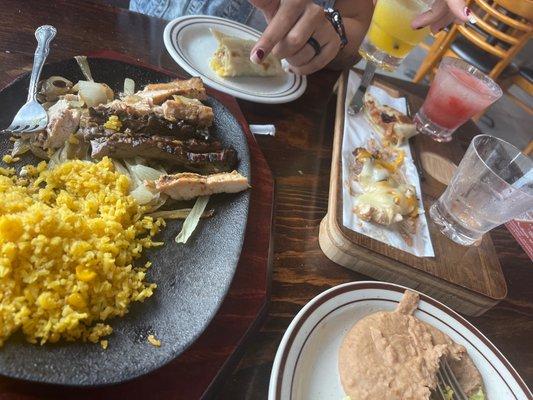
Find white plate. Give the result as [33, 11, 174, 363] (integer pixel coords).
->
[163, 15, 307, 104]
[269, 281, 532, 400]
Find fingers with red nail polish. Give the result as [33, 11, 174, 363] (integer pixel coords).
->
[412, 0, 475, 30]
[464, 6, 477, 23]
[250, 48, 265, 64]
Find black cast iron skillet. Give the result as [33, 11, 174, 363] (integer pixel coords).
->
[0, 57, 251, 386]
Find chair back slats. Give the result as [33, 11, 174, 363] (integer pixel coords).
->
[493, 0, 533, 21]
[457, 25, 508, 58]
[473, 17, 520, 45]
[476, 0, 532, 31]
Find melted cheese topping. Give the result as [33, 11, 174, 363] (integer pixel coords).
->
[356, 182, 418, 223]
[209, 48, 231, 76]
[359, 159, 391, 188]
[354, 155, 418, 225]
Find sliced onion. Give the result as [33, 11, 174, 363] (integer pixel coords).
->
[131, 184, 167, 208]
[148, 209, 214, 219]
[122, 159, 168, 208]
[144, 193, 168, 213]
[123, 78, 135, 96]
[48, 148, 62, 170]
[175, 196, 210, 244]
[112, 160, 131, 178]
[74, 55, 94, 81]
[48, 145, 70, 169]
[131, 163, 165, 183]
[39, 76, 73, 102]
[124, 159, 166, 184]
[101, 83, 114, 102]
[130, 184, 157, 205]
[73, 81, 113, 108]
[11, 138, 30, 157]
[172, 95, 202, 105]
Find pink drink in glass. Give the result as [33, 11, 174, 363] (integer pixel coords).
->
[414, 57, 502, 142]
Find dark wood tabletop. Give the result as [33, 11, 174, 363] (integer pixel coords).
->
[0, 1, 531, 399]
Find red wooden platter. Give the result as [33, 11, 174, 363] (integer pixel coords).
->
[0, 51, 274, 400]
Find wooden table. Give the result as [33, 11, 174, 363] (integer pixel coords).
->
[0, 1, 531, 398]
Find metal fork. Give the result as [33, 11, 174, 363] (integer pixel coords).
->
[347, 61, 377, 115]
[435, 358, 468, 400]
[2, 25, 56, 134]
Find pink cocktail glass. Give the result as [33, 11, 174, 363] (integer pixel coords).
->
[414, 57, 502, 142]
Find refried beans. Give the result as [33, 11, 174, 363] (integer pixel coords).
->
[338, 290, 483, 400]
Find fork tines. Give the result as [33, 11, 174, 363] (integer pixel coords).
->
[435, 358, 468, 400]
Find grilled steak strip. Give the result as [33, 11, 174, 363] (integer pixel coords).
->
[90, 133, 237, 174]
[80, 107, 210, 141]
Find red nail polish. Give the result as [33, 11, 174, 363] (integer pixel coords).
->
[464, 6, 477, 23]
[256, 48, 264, 60]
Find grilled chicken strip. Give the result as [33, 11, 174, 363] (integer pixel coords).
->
[162, 97, 213, 128]
[155, 171, 249, 200]
[101, 98, 155, 117]
[43, 99, 81, 149]
[139, 77, 207, 104]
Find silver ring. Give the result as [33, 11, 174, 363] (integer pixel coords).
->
[324, 8, 348, 49]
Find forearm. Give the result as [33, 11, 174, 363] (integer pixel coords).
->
[327, 0, 374, 70]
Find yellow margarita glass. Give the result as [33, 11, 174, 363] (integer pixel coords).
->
[360, 0, 431, 71]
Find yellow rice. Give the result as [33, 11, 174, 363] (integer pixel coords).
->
[0, 157, 164, 346]
[147, 334, 161, 347]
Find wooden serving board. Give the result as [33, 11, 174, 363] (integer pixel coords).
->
[319, 70, 506, 317]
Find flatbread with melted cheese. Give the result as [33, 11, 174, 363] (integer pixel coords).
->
[351, 147, 419, 226]
[363, 92, 417, 146]
[209, 29, 284, 78]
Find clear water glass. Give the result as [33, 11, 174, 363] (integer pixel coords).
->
[430, 135, 533, 246]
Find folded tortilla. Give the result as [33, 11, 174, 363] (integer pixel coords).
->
[209, 29, 284, 78]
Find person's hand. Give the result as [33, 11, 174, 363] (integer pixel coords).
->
[411, 0, 476, 33]
[248, 0, 342, 75]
